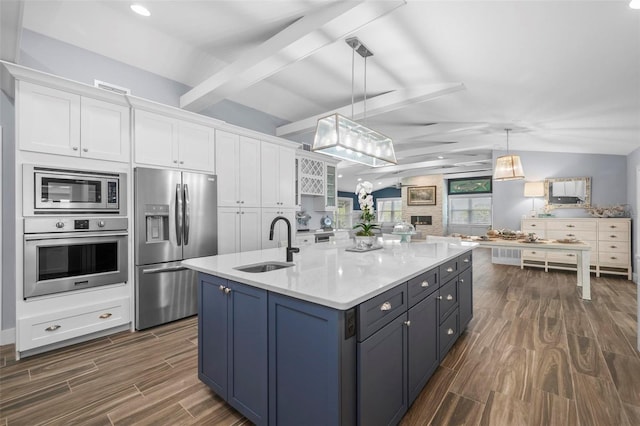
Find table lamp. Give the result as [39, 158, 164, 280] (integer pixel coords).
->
[524, 181, 545, 217]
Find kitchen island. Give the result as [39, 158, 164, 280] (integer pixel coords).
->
[182, 240, 476, 426]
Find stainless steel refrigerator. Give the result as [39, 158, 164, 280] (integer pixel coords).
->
[134, 167, 217, 329]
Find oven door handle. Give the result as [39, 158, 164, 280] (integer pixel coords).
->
[142, 266, 189, 274]
[176, 183, 183, 246]
[24, 231, 129, 240]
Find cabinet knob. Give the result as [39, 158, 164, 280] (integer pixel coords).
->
[610, 245, 617, 249]
[97, 220, 106, 228]
[421, 280, 429, 288]
[241, 211, 245, 215]
[404, 320, 411, 327]
[82, 148, 88, 152]
[532, 251, 537, 254]
[72, 147, 79, 151]
[219, 285, 225, 292]
[173, 160, 178, 163]
[224, 287, 232, 294]
[463, 258, 470, 263]
[611, 256, 617, 260]
[380, 302, 392, 311]
[45, 325, 61, 332]
[447, 328, 455, 335]
[446, 294, 453, 301]
[460, 279, 464, 283]
[446, 267, 454, 273]
[99, 313, 112, 319]
[437, 296, 443, 300]
[56, 221, 65, 229]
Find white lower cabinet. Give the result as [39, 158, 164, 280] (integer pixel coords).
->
[261, 208, 296, 249]
[18, 297, 130, 352]
[218, 207, 262, 255]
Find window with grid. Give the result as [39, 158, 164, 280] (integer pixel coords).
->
[376, 198, 402, 222]
[335, 198, 353, 229]
[448, 195, 492, 225]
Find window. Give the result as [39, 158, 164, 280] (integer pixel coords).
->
[449, 195, 492, 225]
[335, 197, 353, 229]
[376, 198, 402, 222]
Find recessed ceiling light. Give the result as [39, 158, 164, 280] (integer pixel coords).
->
[357, 178, 362, 181]
[630, 0, 640, 9]
[338, 174, 343, 178]
[130, 4, 151, 16]
[437, 156, 444, 159]
[378, 182, 382, 185]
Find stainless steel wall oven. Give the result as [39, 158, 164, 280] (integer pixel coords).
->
[23, 217, 128, 299]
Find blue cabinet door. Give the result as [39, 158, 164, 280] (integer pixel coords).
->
[228, 281, 268, 425]
[358, 313, 408, 426]
[198, 274, 229, 398]
[458, 267, 473, 330]
[407, 292, 439, 405]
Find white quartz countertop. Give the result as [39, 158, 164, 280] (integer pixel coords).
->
[182, 240, 477, 310]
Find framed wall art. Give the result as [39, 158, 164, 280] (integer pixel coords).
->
[407, 186, 437, 206]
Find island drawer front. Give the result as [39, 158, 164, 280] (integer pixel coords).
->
[358, 284, 407, 341]
[598, 231, 629, 242]
[547, 230, 597, 241]
[599, 220, 630, 232]
[407, 269, 438, 307]
[521, 220, 546, 230]
[438, 277, 458, 322]
[546, 220, 597, 232]
[439, 258, 458, 283]
[439, 310, 459, 360]
[458, 252, 472, 272]
[522, 249, 546, 260]
[546, 252, 578, 264]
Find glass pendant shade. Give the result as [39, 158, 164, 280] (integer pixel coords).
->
[493, 154, 525, 180]
[313, 113, 397, 167]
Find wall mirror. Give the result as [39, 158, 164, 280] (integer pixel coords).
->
[544, 177, 591, 209]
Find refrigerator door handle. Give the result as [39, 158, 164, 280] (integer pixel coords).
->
[142, 266, 189, 274]
[176, 183, 183, 246]
[184, 183, 190, 245]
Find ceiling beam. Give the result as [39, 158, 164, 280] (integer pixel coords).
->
[358, 153, 493, 175]
[180, 0, 406, 112]
[1, 0, 24, 62]
[276, 83, 465, 137]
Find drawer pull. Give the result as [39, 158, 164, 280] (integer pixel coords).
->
[567, 254, 576, 257]
[610, 257, 617, 260]
[463, 258, 470, 263]
[610, 235, 617, 238]
[447, 328, 455, 335]
[404, 320, 411, 327]
[609, 225, 617, 229]
[99, 313, 112, 319]
[380, 302, 392, 311]
[610, 245, 617, 249]
[566, 233, 575, 237]
[566, 224, 575, 228]
[531, 224, 537, 227]
[446, 294, 453, 301]
[421, 280, 429, 288]
[45, 325, 61, 332]
[531, 251, 537, 255]
[446, 267, 454, 273]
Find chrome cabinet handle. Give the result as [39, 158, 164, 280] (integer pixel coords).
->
[446, 294, 453, 301]
[404, 320, 411, 327]
[463, 258, 470, 263]
[446, 267, 454, 273]
[219, 285, 225, 292]
[224, 287, 231, 294]
[437, 296, 443, 300]
[45, 325, 61, 332]
[99, 313, 112, 319]
[447, 328, 455, 335]
[380, 302, 392, 311]
[421, 280, 429, 288]
[460, 279, 464, 283]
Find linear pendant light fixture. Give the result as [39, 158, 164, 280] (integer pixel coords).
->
[493, 128, 525, 180]
[312, 37, 396, 167]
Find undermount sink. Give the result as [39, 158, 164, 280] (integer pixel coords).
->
[234, 261, 294, 273]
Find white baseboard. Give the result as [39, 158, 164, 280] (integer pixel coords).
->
[0, 328, 16, 346]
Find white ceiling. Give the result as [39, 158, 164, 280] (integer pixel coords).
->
[5, 0, 640, 191]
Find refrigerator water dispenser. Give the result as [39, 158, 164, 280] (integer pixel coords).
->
[144, 204, 169, 243]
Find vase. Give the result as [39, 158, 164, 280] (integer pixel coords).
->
[355, 235, 376, 249]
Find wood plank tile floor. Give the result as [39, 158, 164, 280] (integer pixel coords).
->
[1, 248, 637, 425]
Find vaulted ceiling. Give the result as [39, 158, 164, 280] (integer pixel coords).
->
[3, 0, 639, 191]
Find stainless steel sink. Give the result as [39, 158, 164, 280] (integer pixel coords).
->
[233, 261, 294, 273]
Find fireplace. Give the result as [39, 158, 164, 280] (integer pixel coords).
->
[411, 216, 432, 226]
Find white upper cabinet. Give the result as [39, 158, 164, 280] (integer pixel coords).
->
[215, 130, 261, 208]
[134, 109, 214, 172]
[261, 142, 295, 209]
[18, 81, 130, 162]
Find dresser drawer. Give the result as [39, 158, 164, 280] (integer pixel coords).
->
[407, 268, 438, 307]
[439, 309, 459, 360]
[458, 251, 472, 272]
[522, 249, 546, 260]
[438, 277, 458, 322]
[598, 252, 630, 266]
[547, 251, 579, 264]
[439, 258, 458, 283]
[358, 283, 407, 341]
[547, 220, 596, 232]
[521, 219, 546, 231]
[19, 297, 130, 351]
[599, 220, 630, 233]
[547, 230, 596, 241]
[598, 231, 629, 242]
[599, 242, 628, 253]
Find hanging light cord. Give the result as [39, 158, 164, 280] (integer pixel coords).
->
[364, 55, 368, 124]
[351, 46, 355, 119]
[505, 128, 511, 152]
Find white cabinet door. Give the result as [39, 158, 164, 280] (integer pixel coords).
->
[80, 97, 130, 162]
[240, 207, 262, 253]
[18, 81, 80, 156]
[261, 208, 295, 249]
[261, 143, 280, 208]
[238, 136, 261, 207]
[215, 130, 240, 207]
[178, 121, 215, 172]
[279, 148, 296, 208]
[134, 110, 177, 167]
[218, 207, 240, 255]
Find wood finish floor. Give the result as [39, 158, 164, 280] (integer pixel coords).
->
[1, 248, 638, 425]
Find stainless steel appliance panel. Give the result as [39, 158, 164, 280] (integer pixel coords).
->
[181, 171, 217, 260]
[135, 168, 183, 266]
[135, 262, 197, 330]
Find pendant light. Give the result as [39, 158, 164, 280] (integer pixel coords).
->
[493, 128, 525, 180]
[312, 37, 397, 167]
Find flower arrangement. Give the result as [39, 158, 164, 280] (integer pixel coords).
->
[353, 181, 379, 236]
[586, 204, 630, 218]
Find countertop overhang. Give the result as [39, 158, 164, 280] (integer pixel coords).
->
[182, 240, 477, 310]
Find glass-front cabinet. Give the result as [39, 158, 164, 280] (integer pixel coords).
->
[325, 164, 336, 210]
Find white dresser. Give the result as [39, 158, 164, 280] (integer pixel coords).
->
[521, 218, 632, 279]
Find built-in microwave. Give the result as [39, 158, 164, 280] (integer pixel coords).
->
[23, 165, 126, 215]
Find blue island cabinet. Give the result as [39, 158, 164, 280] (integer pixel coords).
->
[198, 274, 268, 425]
